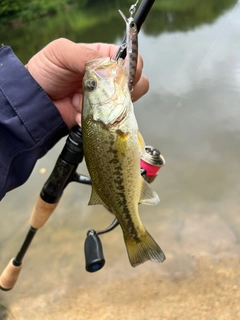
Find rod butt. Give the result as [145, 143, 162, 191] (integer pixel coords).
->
[0, 258, 22, 291]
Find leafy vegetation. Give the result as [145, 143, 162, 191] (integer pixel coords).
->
[0, 0, 79, 24]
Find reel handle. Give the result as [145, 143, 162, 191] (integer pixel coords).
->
[84, 230, 105, 272]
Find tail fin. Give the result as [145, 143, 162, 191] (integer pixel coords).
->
[124, 229, 166, 267]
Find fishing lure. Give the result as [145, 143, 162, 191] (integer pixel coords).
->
[118, 0, 139, 91]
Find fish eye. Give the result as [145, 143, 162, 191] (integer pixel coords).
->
[85, 79, 97, 91]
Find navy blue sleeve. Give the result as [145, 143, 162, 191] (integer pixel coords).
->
[0, 45, 69, 200]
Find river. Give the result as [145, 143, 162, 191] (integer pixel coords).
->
[0, 1, 240, 319]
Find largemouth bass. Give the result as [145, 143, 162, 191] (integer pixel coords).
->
[82, 57, 165, 267]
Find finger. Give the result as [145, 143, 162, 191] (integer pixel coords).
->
[53, 98, 79, 130]
[76, 113, 82, 126]
[83, 43, 120, 59]
[46, 38, 112, 74]
[72, 93, 83, 113]
[131, 74, 149, 102]
[133, 54, 144, 85]
[48, 39, 145, 85]
[85, 43, 144, 85]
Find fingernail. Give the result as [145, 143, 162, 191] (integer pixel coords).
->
[76, 113, 82, 125]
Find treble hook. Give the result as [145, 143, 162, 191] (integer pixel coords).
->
[129, 0, 139, 16]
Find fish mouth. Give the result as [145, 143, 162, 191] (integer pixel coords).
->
[85, 57, 124, 69]
[85, 58, 113, 82]
[85, 57, 124, 80]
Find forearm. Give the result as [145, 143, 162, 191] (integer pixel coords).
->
[0, 46, 68, 200]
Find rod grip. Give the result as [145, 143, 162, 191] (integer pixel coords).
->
[30, 195, 59, 229]
[0, 259, 22, 291]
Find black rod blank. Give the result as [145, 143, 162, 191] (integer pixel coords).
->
[14, 227, 37, 265]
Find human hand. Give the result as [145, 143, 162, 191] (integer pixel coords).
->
[25, 38, 149, 130]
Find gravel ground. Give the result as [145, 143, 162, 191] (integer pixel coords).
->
[4, 256, 240, 320]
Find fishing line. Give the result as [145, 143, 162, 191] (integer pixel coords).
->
[166, 0, 240, 123]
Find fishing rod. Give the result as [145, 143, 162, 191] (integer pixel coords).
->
[0, 0, 160, 291]
[0, 127, 91, 291]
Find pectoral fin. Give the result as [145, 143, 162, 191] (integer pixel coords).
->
[139, 177, 160, 205]
[88, 187, 106, 206]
